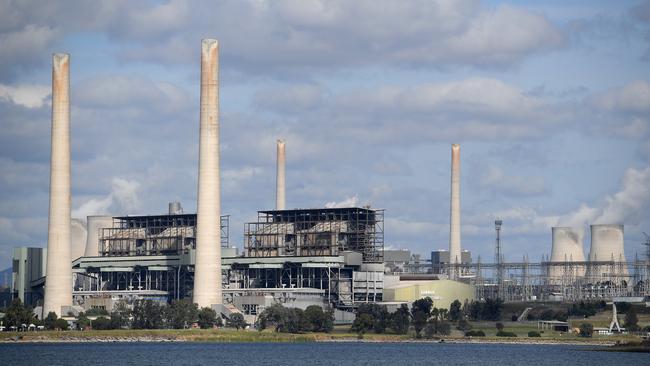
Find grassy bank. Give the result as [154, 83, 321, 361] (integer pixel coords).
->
[0, 324, 627, 345]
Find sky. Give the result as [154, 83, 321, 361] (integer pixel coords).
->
[0, 0, 649, 269]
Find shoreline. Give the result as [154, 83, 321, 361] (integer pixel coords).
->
[0, 332, 618, 346]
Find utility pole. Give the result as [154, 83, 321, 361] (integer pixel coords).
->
[495, 220, 503, 300]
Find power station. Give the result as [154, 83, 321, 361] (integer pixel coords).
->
[9, 40, 650, 322]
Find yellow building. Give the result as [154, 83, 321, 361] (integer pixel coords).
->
[383, 279, 475, 309]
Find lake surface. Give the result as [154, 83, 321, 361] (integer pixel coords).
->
[0, 342, 645, 366]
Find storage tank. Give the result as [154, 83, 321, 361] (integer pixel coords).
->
[588, 224, 628, 278]
[71, 218, 87, 260]
[84, 215, 114, 257]
[549, 227, 586, 279]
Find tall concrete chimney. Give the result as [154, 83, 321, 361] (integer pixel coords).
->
[193, 39, 222, 308]
[276, 139, 286, 210]
[43, 53, 72, 316]
[449, 144, 461, 275]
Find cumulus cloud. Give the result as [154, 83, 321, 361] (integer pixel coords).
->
[0, 83, 49, 108]
[592, 80, 650, 113]
[72, 178, 141, 218]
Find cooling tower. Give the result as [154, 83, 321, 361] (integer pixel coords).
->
[588, 224, 628, 277]
[549, 227, 586, 278]
[70, 218, 87, 260]
[449, 144, 461, 272]
[43, 53, 72, 316]
[84, 215, 113, 257]
[194, 39, 222, 308]
[276, 139, 286, 210]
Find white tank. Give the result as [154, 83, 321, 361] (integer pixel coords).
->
[84, 215, 113, 257]
[70, 218, 87, 260]
[588, 224, 627, 277]
[549, 227, 585, 278]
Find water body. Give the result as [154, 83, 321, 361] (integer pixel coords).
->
[0, 342, 645, 366]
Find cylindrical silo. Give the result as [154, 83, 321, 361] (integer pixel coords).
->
[588, 224, 627, 278]
[549, 227, 586, 279]
[84, 215, 113, 257]
[70, 218, 87, 260]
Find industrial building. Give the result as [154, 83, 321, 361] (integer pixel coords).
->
[19, 38, 649, 326]
[11, 247, 46, 306]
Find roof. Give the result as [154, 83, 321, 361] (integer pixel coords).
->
[259, 207, 382, 215]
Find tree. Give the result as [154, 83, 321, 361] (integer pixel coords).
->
[456, 319, 472, 332]
[85, 308, 109, 317]
[304, 305, 333, 333]
[389, 304, 410, 335]
[355, 303, 389, 334]
[449, 300, 462, 322]
[258, 303, 289, 332]
[285, 308, 310, 333]
[131, 299, 164, 329]
[352, 313, 374, 337]
[92, 317, 113, 330]
[77, 313, 90, 330]
[624, 307, 639, 331]
[4, 299, 36, 327]
[43, 311, 59, 330]
[165, 299, 198, 329]
[54, 318, 69, 330]
[579, 323, 594, 337]
[496, 322, 504, 332]
[110, 300, 131, 329]
[197, 307, 218, 329]
[411, 297, 433, 339]
[226, 313, 247, 330]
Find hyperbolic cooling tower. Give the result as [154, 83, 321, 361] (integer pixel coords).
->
[276, 139, 286, 210]
[70, 218, 87, 260]
[193, 39, 222, 308]
[549, 227, 586, 278]
[449, 144, 461, 270]
[588, 224, 628, 277]
[84, 215, 113, 257]
[43, 53, 72, 316]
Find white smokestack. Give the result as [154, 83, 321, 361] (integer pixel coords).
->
[449, 144, 461, 272]
[43, 53, 72, 316]
[276, 139, 286, 210]
[193, 39, 222, 308]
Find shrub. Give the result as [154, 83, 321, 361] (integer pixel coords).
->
[54, 318, 69, 330]
[495, 322, 504, 331]
[456, 319, 472, 332]
[92, 317, 113, 330]
[465, 330, 486, 337]
[496, 330, 517, 337]
[528, 331, 541, 337]
[197, 307, 218, 329]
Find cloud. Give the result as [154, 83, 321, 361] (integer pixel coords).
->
[0, 0, 562, 78]
[592, 80, 650, 113]
[479, 166, 547, 196]
[72, 177, 141, 218]
[0, 83, 50, 108]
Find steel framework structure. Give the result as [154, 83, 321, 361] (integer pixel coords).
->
[244, 208, 384, 263]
